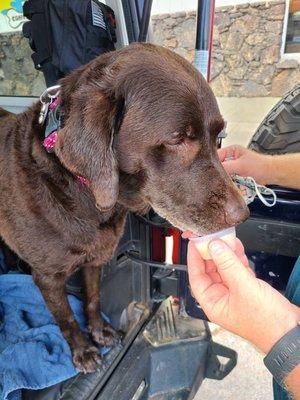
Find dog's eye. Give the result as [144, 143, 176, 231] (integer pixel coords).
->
[165, 132, 184, 146]
[186, 126, 196, 139]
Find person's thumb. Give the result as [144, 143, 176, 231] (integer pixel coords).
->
[221, 160, 239, 176]
[208, 239, 253, 289]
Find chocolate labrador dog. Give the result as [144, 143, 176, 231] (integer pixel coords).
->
[0, 43, 248, 372]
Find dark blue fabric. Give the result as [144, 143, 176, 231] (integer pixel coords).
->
[0, 274, 109, 400]
[273, 256, 300, 400]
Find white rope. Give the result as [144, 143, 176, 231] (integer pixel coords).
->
[231, 174, 277, 207]
[38, 85, 61, 125]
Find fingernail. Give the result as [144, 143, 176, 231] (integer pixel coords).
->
[209, 240, 225, 255]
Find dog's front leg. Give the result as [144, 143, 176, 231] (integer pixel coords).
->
[33, 272, 102, 373]
[83, 266, 122, 347]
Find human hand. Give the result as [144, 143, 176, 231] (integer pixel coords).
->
[218, 145, 273, 186]
[187, 238, 300, 353]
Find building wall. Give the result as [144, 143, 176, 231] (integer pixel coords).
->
[151, 0, 266, 15]
[0, 33, 44, 96]
[152, 0, 300, 97]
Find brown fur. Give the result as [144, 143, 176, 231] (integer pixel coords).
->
[0, 43, 248, 372]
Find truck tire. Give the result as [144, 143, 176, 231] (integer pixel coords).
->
[248, 84, 300, 154]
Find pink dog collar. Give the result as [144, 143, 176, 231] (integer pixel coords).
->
[43, 131, 58, 151]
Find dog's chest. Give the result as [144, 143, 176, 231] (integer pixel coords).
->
[60, 196, 127, 262]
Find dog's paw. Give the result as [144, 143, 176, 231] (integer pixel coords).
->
[72, 344, 103, 373]
[89, 322, 122, 347]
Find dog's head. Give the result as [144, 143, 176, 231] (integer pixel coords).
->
[56, 43, 249, 235]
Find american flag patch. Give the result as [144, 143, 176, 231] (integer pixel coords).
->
[91, 1, 107, 30]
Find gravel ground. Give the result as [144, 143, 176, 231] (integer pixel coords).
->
[195, 326, 273, 400]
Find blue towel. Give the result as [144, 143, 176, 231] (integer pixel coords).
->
[0, 273, 109, 400]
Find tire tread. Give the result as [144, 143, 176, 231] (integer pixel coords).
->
[248, 84, 300, 154]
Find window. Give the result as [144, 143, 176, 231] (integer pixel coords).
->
[284, 0, 300, 54]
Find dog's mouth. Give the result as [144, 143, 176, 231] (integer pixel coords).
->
[150, 205, 219, 237]
[151, 203, 247, 238]
[148, 185, 249, 237]
[181, 230, 199, 239]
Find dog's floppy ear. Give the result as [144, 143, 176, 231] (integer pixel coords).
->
[56, 85, 121, 211]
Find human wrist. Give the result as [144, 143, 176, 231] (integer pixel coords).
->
[260, 154, 277, 186]
[265, 155, 289, 187]
[256, 308, 300, 354]
[264, 322, 300, 389]
[284, 363, 300, 396]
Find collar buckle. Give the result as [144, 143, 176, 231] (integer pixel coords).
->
[39, 85, 61, 125]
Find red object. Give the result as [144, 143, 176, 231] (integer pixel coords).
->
[151, 227, 166, 262]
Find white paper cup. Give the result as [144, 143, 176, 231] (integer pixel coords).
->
[189, 227, 236, 260]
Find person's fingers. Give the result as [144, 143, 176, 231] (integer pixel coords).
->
[206, 242, 252, 278]
[234, 239, 255, 274]
[187, 238, 247, 274]
[187, 241, 206, 270]
[205, 259, 217, 273]
[218, 145, 244, 161]
[234, 240, 249, 268]
[208, 239, 254, 289]
[247, 265, 256, 277]
[206, 249, 252, 276]
[207, 271, 222, 283]
[220, 160, 240, 176]
[187, 242, 214, 297]
[239, 254, 255, 275]
[187, 241, 207, 283]
[186, 233, 251, 277]
[208, 254, 254, 277]
[235, 238, 245, 256]
[217, 147, 229, 162]
[217, 145, 236, 162]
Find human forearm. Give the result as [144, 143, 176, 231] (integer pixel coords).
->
[267, 153, 300, 190]
[218, 146, 300, 190]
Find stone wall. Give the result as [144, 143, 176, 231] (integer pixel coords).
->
[152, 0, 300, 97]
[0, 33, 45, 96]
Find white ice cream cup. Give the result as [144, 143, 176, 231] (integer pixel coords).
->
[189, 227, 236, 260]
